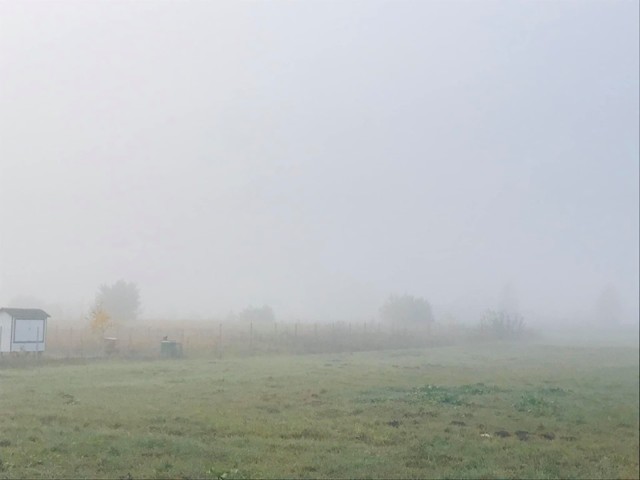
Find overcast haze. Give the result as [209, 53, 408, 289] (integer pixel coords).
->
[1, 0, 638, 323]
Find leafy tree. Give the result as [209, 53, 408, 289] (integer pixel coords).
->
[88, 302, 111, 334]
[94, 280, 141, 323]
[238, 305, 275, 323]
[379, 294, 434, 325]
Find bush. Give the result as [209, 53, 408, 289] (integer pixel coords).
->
[379, 294, 434, 326]
[479, 309, 526, 339]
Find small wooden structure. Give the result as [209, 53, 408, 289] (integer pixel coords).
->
[0, 308, 50, 353]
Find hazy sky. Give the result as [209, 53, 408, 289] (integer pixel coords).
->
[1, 0, 638, 322]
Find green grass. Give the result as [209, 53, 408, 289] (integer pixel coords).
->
[0, 342, 638, 479]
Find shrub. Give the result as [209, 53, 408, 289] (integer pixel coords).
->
[479, 309, 526, 339]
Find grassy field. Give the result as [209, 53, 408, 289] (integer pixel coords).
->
[0, 342, 638, 479]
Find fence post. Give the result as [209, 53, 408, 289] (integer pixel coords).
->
[249, 321, 253, 353]
[274, 322, 278, 349]
[348, 323, 353, 355]
[218, 323, 223, 359]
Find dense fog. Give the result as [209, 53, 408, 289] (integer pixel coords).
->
[1, 0, 638, 327]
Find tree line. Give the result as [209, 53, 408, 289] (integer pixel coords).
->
[88, 280, 625, 338]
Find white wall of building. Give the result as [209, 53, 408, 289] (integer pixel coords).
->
[0, 312, 47, 353]
[0, 312, 13, 352]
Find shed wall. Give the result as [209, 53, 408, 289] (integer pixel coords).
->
[0, 312, 12, 352]
[11, 319, 46, 352]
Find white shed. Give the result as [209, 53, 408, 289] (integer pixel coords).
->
[0, 308, 50, 353]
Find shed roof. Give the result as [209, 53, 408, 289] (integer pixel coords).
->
[0, 308, 50, 319]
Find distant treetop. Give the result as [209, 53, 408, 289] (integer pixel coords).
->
[379, 294, 434, 325]
[94, 280, 141, 323]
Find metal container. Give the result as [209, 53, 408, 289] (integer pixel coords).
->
[160, 340, 183, 358]
[104, 337, 118, 355]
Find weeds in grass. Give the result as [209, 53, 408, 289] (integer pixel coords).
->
[514, 393, 557, 416]
[360, 382, 507, 407]
[205, 467, 243, 479]
[0, 345, 637, 479]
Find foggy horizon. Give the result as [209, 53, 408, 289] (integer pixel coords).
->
[1, 0, 638, 325]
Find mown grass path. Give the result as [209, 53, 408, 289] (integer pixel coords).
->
[0, 343, 638, 479]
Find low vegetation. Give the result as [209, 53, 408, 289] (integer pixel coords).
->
[0, 341, 637, 479]
[478, 310, 527, 339]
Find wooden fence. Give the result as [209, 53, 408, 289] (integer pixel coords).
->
[42, 321, 466, 359]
